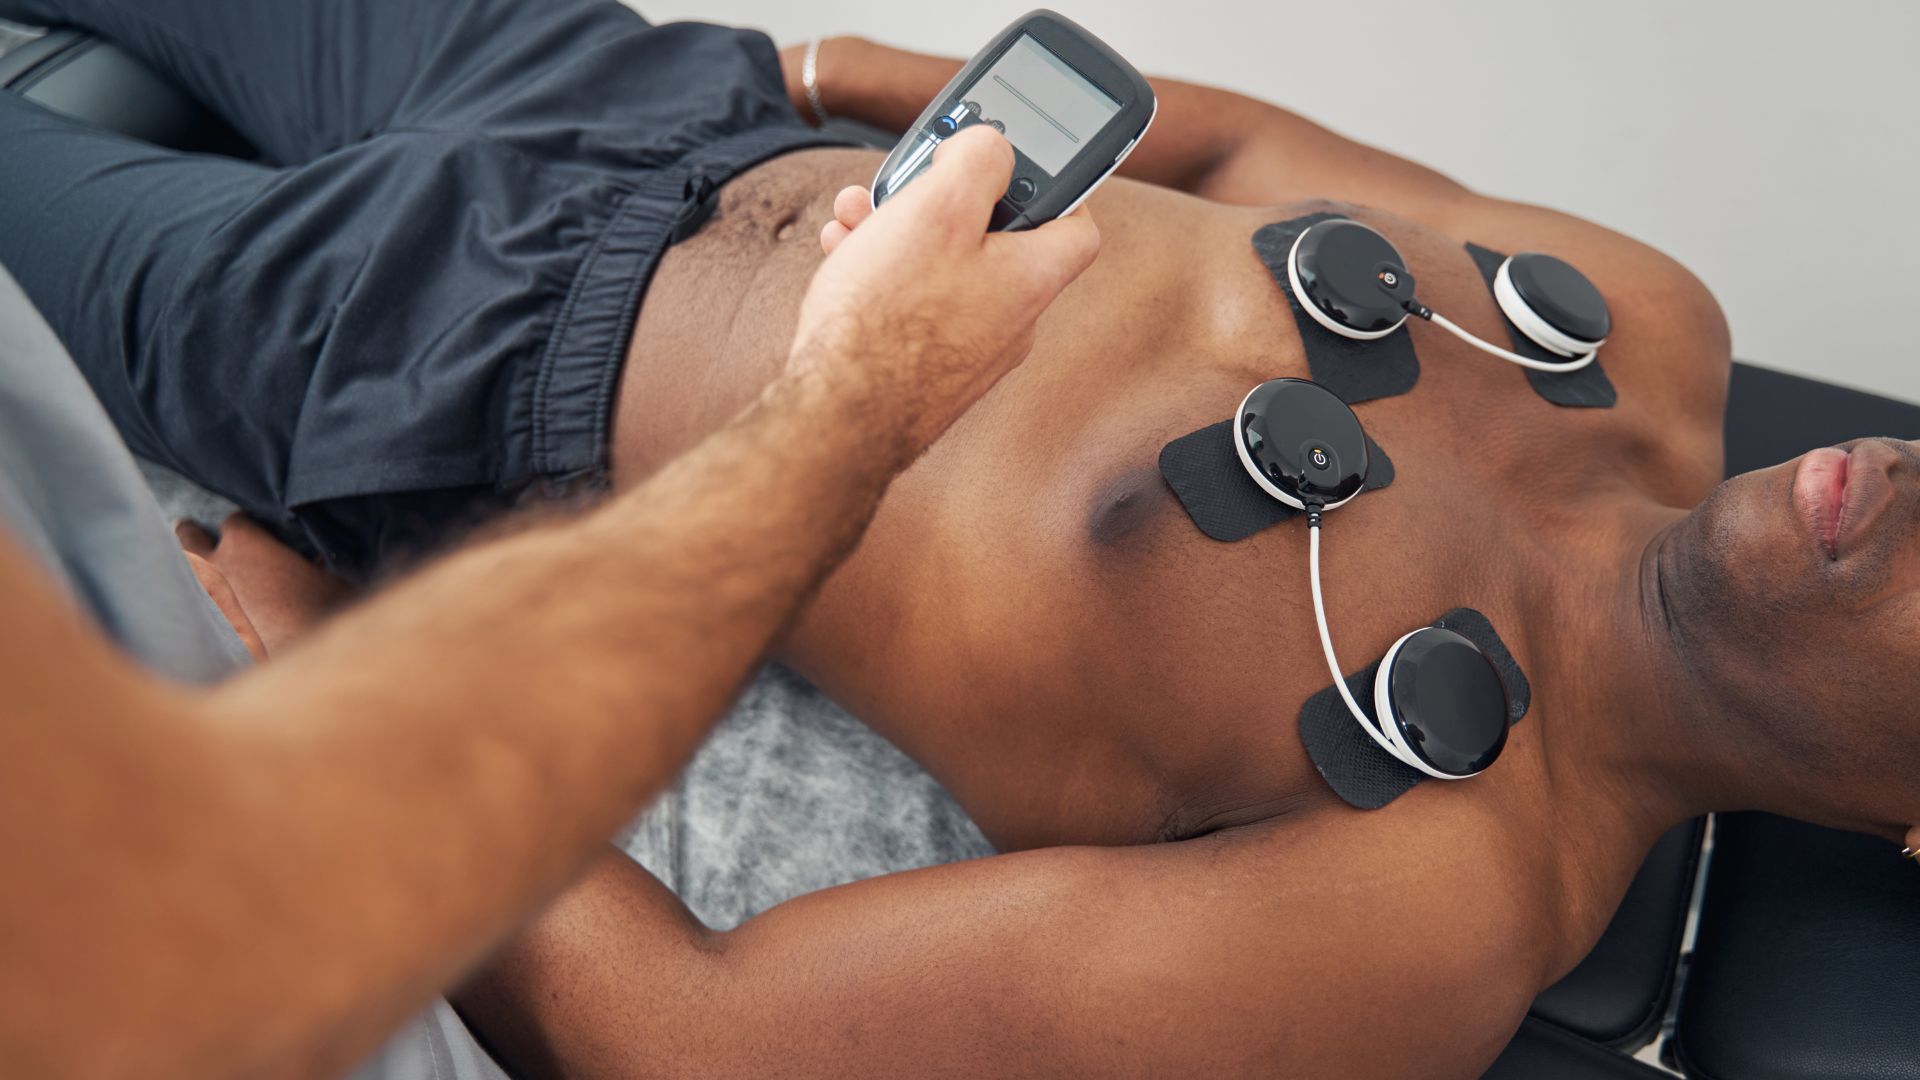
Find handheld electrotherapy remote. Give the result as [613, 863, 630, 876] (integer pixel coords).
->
[871, 10, 1156, 232]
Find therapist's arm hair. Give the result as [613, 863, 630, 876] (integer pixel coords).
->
[0, 129, 1097, 1080]
[782, 37, 1474, 208]
[457, 802, 1550, 1080]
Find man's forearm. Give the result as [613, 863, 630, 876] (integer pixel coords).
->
[4, 362, 910, 1077]
[798, 37, 1277, 192]
[797, 37, 1469, 204]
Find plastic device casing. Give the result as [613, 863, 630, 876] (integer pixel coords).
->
[1233, 378, 1371, 511]
[870, 9, 1156, 232]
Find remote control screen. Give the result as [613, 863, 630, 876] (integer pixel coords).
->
[964, 34, 1120, 175]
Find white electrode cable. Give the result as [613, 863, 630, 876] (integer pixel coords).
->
[1422, 310, 1597, 373]
[1308, 515, 1407, 761]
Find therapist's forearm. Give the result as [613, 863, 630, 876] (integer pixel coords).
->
[3, 125, 1098, 1079]
[225, 363, 906, 1069]
[2, 361, 911, 1079]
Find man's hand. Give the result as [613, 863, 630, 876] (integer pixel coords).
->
[179, 544, 267, 663]
[176, 514, 350, 658]
[787, 126, 1099, 463]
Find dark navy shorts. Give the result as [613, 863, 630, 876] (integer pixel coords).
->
[0, 0, 850, 576]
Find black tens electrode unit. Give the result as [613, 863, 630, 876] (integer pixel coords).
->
[870, 9, 1156, 231]
[1286, 217, 1612, 374]
[1233, 378, 1511, 781]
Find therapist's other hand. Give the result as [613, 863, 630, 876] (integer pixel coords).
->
[788, 125, 1100, 461]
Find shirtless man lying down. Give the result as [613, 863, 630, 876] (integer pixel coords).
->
[3, 3, 1916, 1077]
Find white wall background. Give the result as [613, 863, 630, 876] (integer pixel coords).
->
[635, 0, 1920, 404]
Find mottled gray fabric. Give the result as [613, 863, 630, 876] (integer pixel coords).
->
[140, 458, 238, 533]
[620, 665, 994, 931]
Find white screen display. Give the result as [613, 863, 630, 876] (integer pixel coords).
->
[963, 34, 1121, 177]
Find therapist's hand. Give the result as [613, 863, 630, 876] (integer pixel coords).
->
[787, 125, 1100, 462]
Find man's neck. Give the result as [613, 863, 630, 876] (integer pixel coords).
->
[1510, 498, 1722, 919]
[1558, 498, 1914, 855]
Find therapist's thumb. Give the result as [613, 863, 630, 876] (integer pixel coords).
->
[913, 126, 1018, 233]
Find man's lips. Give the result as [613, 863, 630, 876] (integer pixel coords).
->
[1793, 443, 1897, 558]
[1794, 447, 1849, 556]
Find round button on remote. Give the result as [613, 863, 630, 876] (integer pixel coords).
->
[1007, 177, 1036, 203]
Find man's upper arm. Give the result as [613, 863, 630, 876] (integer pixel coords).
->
[1184, 104, 1475, 211]
[797, 38, 1472, 213]
[461, 803, 1544, 1080]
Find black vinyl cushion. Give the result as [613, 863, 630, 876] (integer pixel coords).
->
[1483, 1018, 1676, 1080]
[1724, 362, 1920, 475]
[1529, 818, 1705, 1049]
[1672, 815, 1920, 1080]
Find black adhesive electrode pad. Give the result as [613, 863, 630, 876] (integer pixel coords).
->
[1464, 243, 1617, 409]
[1298, 608, 1530, 810]
[1253, 214, 1420, 404]
[1159, 421, 1395, 542]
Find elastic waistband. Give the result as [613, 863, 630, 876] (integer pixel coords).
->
[525, 122, 860, 489]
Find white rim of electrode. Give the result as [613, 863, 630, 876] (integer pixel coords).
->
[1492, 258, 1606, 361]
[1232, 384, 1363, 512]
[1372, 629, 1482, 780]
[1287, 226, 1408, 341]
